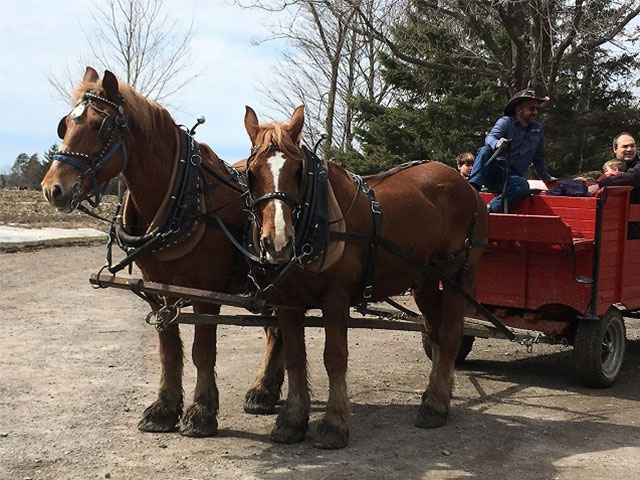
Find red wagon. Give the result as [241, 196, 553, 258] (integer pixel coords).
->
[450, 185, 640, 387]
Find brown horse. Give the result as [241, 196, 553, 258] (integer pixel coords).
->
[243, 105, 489, 448]
[41, 67, 284, 436]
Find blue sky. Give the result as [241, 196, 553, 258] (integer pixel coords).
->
[0, 0, 285, 174]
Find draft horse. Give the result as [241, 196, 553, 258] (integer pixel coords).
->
[243, 105, 489, 449]
[41, 67, 285, 436]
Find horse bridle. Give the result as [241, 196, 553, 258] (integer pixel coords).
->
[53, 91, 128, 209]
[245, 142, 303, 229]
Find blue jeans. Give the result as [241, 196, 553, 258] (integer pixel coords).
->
[469, 145, 529, 213]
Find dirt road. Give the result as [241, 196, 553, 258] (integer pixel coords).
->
[2, 245, 640, 479]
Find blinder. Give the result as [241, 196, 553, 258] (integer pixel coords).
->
[99, 115, 115, 142]
[57, 116, 67, 140]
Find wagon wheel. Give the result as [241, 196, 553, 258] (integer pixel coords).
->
[573, 308, 626, 388]
[421, 332, 475, 365]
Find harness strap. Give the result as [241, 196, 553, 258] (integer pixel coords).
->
[375, 237, 515, 341]
[362, 187, 382, 299]
[200, 161, 247, 194]
[329, 224, 511, 340]
[359, 160, 427, 181]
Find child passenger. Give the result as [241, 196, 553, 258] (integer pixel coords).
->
[598, 159, 627, 181]
[456, 152, 474, 179]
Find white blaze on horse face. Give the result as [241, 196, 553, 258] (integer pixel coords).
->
[267, 152, 291, 252]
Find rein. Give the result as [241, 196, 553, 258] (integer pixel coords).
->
[53, 91, 128, 209]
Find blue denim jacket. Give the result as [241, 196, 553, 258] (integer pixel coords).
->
[485, 115, 552, 182]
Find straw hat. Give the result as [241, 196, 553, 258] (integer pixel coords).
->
[503, 88, 550, 116]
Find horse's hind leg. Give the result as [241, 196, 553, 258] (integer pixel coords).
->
[180, 306, 220, 437]
[245, 323, 285, 414]
[271, 309, 309, 444]
[138, 323, 184, 432]
[315, 298, 350, 449]
[413, 276, 463, 428]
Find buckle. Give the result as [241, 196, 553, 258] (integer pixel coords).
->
[363, 285, 373, 299]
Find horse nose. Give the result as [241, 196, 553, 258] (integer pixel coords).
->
[261, 236, 275, 254]
[261, 234, 294, 263]
[51, 184, 63, 201]
[42, 183, 67, 207]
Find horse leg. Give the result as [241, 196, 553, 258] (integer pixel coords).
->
[138, 323, 184, 432]
[244, 323, 285, 414]
[315, 298, 350, 449]
[180, 306, 220, 437]
[414, 279, 465, 428]
[271, 309, 309, 444]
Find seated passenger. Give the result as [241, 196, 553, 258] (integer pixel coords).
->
[469, 88, 557, 213]
[588, 133, 640, 238]
[456, 152, 475, 180]
[456, 152, 474, 179]
[598, 158, 627, 182]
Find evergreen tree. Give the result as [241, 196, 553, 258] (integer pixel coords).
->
[43, 143, 58, 172]
[345, 0, 640, 176]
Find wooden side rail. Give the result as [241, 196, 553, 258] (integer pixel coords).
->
[488, 213, 590, 246]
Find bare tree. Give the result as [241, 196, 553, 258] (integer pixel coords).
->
[238, 0, 392, 151]
[48, 0, 197, 104]
[347, 0, 640, 98]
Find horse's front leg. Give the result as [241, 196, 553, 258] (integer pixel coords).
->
[315, 297, 350, 449]
[180, 304, 219, 437]
[271, 309, 309, 444]
[244, 322, 285, 414]
[138, 321, 184, 432]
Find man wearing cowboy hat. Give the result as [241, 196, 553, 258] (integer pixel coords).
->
[469, 88, 557, 213]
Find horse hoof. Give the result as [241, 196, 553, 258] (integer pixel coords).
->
[314, 421, 349, 449]
[137, 401, 180, 433]
[270, 415, 307, 444]
[244, 388, 278, 414]
[415, 403, 447, 429]
[179, 403, 218, 437]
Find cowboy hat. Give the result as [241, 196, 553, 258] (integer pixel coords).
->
[503, 88, 550, 116]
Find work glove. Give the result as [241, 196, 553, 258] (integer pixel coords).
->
[495, 138, 509, 150]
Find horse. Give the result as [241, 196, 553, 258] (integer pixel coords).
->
[41, 67, 285, 437]
[242, 105, 489, 449]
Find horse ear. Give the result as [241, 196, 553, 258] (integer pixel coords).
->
[102, 70, 119, 99]
[289, 105, 305, 143]
[83, 67, 99, 83]
[244, 106, 259, 144]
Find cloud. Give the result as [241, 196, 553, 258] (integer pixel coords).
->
[0, 0, 284, 173]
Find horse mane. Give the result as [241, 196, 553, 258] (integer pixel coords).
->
[254, 122, 303, 160]
[72, 77, 173, 133]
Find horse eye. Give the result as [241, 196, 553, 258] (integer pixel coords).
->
[91, 122, 101, 131]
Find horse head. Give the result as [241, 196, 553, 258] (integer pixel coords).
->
[244, 105, 305, 264]
[42, 66, 128, 212]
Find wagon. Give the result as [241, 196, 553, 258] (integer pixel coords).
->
[90, 185, 640, 388]
[433, 185, 640, 387]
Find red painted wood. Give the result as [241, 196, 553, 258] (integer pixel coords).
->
[477, 186, 640, 319]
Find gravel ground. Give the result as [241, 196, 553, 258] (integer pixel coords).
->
[2, 245, 640, 479]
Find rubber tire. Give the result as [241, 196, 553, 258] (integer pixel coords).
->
[422, 332, 475, 365]
[573, 309, 626, 388]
